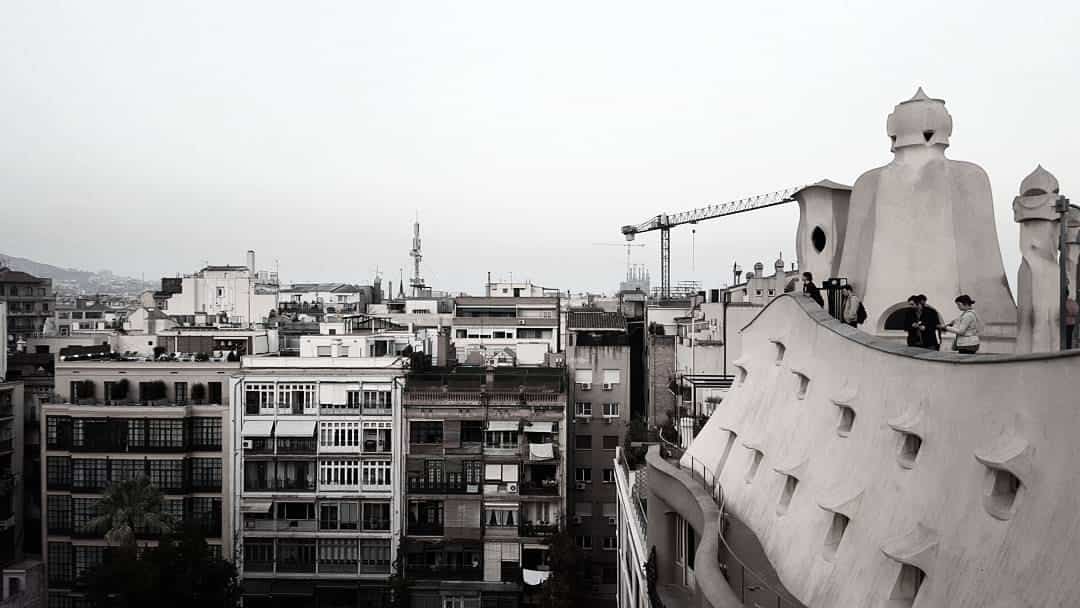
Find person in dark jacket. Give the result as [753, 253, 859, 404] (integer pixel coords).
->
[917, 294, 942, 351]
[903, 295, 924, 347]
[802, 272, 824, 307]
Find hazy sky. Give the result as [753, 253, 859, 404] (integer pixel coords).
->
[3, 1, 1078, 295]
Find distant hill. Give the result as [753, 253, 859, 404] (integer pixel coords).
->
[0, 253, 156, 296]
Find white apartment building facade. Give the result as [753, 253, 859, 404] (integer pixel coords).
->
[160, 262, 279, 328]
[232, 353, 405, 608]
[451, 297, 560, 366]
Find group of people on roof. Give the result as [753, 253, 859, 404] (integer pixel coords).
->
[799, 272, 982, 354]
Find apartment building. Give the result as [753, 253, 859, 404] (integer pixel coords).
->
[402, 367, 567, 607]
[41, 358, 237, 606]
[232, 350, 405, 608]
[155, 252, 279, 327]
[566, 311, 630, 606]
[0, 268, 54, 344]
[451, 297, 560, 366]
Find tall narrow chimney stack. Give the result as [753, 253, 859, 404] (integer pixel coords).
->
[247, 250, 256, 272]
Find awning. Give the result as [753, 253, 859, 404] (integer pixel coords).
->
[275, 418, 317, 437]
[241, 501, 272, 514]
[525, 421, 554, 434]
[241, 420, 274, 438]
[529, 443, 555, 461]
[523, 569, 552, 586]
[487, 420, 519, 432]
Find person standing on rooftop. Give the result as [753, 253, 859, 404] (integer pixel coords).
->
[941, 295, 980, 354]
[802, 272, 824, 307]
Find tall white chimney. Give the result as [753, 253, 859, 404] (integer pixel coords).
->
[247, 250, 255, 272]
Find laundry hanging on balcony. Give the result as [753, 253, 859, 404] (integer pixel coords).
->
[529, 442, 555, 461]
[523, 569, 552, 586]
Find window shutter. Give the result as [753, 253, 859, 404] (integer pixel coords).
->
[603, 369, 621, 384]
[502, 465, 518, 482]
[443, 420, 461, 448]
[574, 369, 593, 384]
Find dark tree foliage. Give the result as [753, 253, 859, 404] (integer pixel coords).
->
[386, 535, 411, 608]
[535, 529, 588, 608]
[83, 526, 240, 608]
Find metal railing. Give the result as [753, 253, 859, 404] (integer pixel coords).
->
[658, 436, 805, 608]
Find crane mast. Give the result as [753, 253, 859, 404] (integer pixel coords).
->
[621, 185, 805, 299]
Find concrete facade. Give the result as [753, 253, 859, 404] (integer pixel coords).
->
[451, 297, 560, 366]
[232, 354, 403, 607]
[0, 269, 54, 345]
[567, 311, 631, 604]
[42, 360, 236, 606]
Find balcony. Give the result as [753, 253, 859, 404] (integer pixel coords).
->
[406, 479, 478, 495]
[518, 480, 559, 496]
[276, 519, 317, 532]
[405, 564, 483, 581]
[404, 389, 564, 410]
[244, 560, 274, 573]
[276, 438, 317, 455]
[244, 438, 274, 455]
[518, 523, 559, 537]
[408, 521, 444, 536]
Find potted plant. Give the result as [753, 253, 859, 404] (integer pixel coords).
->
[191, 383, 207, 404]
[110, 378, 130, 404]
[78, 380, 96, 403]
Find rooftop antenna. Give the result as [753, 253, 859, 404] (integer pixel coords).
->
[409, 213, 427, 297]
[691, 228, 697, 273]
[398, 268, 405, 299]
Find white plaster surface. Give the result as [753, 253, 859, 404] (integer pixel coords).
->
[688, 294, 1080, 607]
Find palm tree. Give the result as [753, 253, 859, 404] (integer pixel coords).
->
[88, 477, 173, 548]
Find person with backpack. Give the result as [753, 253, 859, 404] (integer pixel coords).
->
[840, 284, 866, 327]
[940, 294, 980, 354]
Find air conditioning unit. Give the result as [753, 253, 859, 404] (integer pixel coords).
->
[608, 516, 617, 526]
[571, 516, 583, 525]
[244, 519, 255, 529]
[507, 483, 519, 493]
[575, 482, 587, 491]
[580, 383, 592, 391]
[242, 439, 254, 449]
[602, 383, 614, 391]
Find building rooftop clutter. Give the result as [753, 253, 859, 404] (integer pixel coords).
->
[405, 367, 566, 391]
[567, 310, 628, 331]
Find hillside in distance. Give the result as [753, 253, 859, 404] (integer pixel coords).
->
[0, 253, 156, 296]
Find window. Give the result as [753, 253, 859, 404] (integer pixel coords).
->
[461, 420, 484, 444]
[72, 459, 107, 491]
[575, 536, 593, 550]
[602, 435, 619, 450]
[277, 502, 316, 521]
[244, 383, 275, 414]
[46, 495, 72, 534]
[148, 459, 184, 491]
[244, 540, 274, 572]
[187, 417, 222, 449]
[207, 382, 223, 404]
[126, 419, 145, 449]
[411, 421, 443, 445]
[362, 502, 390, 530]
[363, 427, 391, 453]
[320, 421, 360, 448]
[47, 416, 70, 449]
[575, 402, 592, 417]
[359, 539, 391, 573]
[174, 382, 188, 403]
[72, 498, 100, 535]
[602, 403, 620, 418]
[111, 459, 145, 482]
[602, 564, 618, 583]
[464, 461, 483, 485]
[485, 430, 518, 449]
[317, 346, 331, 357]
[603, 536, 618, 550]
[319, 538, 359, 573]
[485, 506, 518, 527]
[147, 419, 184, 449]
[602, 468, 615, 483]
[363, 390, 392, 413]
[345, 390, 363, 410]
[47, 543, 73, 585]
[278, 383, 316, 412]
[575, 468, 592, 483]
[320, 459, 360, 489]
[456, 329, 467, 338]
[216, 287, 225, 297]
[575, 435, 592, 450]
[189, 458, 222, 490]
[362, 460, 391, 489]
[46, 457, 71, 489]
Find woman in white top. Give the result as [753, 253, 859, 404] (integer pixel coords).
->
[940, 294, 980, 354]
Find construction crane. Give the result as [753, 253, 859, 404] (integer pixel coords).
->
[592, 242, 646, 274]
[621, 185, 806, 299]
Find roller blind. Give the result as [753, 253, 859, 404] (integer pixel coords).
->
[603, 369, 621, 384]
[574, 369, 594, 384]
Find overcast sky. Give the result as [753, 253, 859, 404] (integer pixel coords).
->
[2, 1, 1078, 295]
